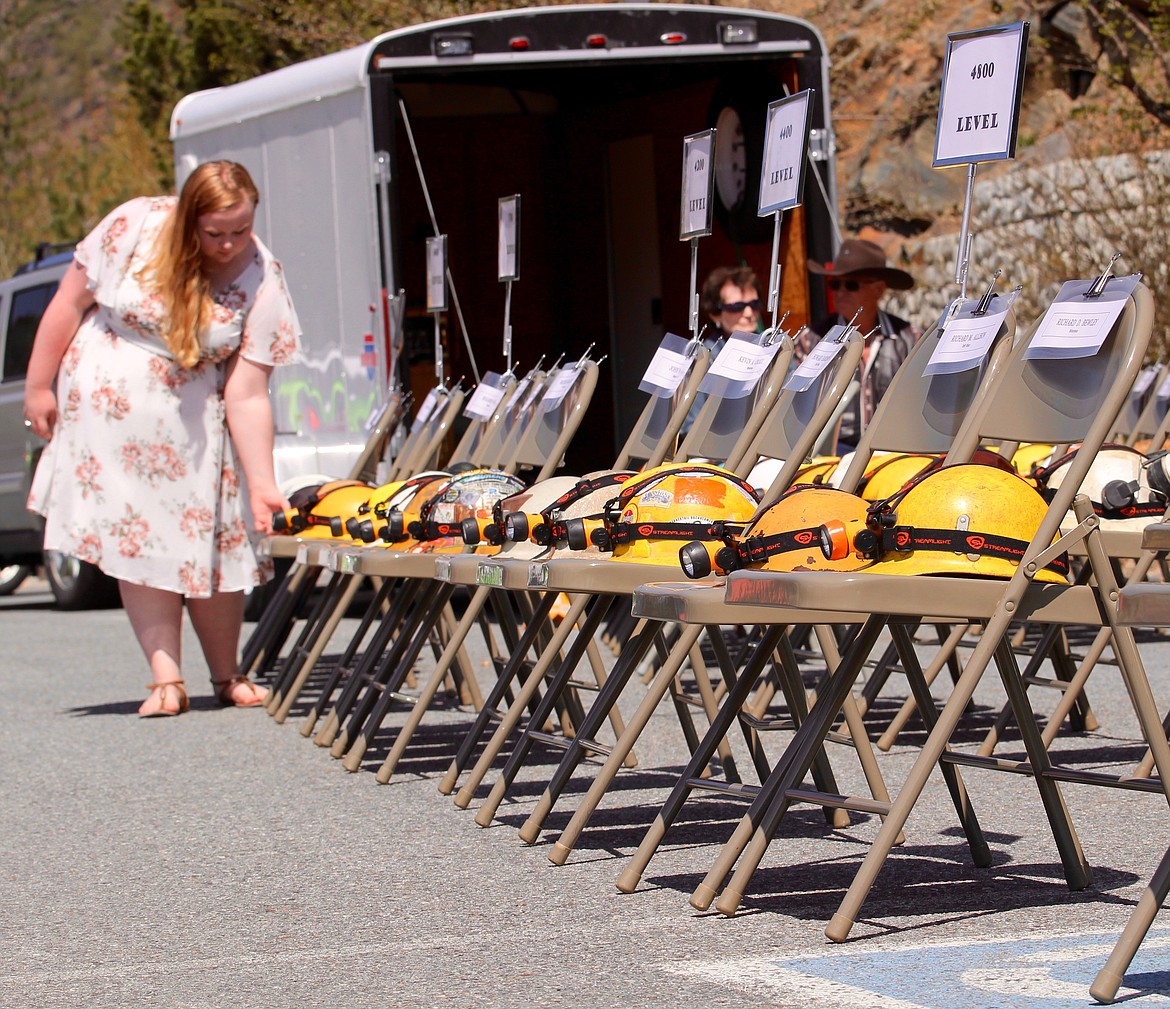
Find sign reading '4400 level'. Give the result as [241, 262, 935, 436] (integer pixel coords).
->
[933, 20, 1029, 168]
[758, 89, 813, 216]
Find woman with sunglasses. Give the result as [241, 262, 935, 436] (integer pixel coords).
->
[678, 266, 764, 434]
[804, 238, 918, 453]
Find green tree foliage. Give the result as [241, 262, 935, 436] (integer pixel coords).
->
[1080, 0, 1170, 127]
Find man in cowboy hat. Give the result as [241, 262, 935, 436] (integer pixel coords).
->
[803, 238, 919, 453]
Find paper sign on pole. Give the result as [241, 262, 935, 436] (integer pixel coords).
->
[498, 195, 520, 282]
[680, 130, 716, 240]
[638, 333, 695, 398]
[934, 21, 1029, 167]
[426, 235, 448, 311]
[758, 90, 812, 215]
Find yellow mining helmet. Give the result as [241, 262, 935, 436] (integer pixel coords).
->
[838, 462, 1069, 582]
[410, 469, 527, 552]
[293, 482, 377, 539]
[680, 485, 871, 579]
[271, 479, 368, 534]
[585, 462, 760, 566]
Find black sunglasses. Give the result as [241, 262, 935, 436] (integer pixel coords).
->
[719, 298, 761, 313]
[826, 278, 874, 292]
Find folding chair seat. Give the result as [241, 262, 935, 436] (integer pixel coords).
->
[626, 279, 1166, 957]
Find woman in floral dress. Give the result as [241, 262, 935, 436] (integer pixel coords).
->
[24, 161, 301, 717]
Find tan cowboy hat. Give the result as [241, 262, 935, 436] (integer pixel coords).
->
[807, 238, 914, 290]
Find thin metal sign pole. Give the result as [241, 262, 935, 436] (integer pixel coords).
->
[767, 209, 784, 330]
[954, 162, 978, 301]
[433, 312, 444, 387]
[688, 237, 700, 337]
[502, 278, 514, 374]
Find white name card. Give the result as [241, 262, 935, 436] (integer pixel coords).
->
[709, 337, 782, 384]
[784, 328, 846, 392]
[924, 307, 1010, 375]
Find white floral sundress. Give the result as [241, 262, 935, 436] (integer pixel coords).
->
[28, 196, 302, 597]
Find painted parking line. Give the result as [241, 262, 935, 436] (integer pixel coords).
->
[667, 929, 1170, 1008]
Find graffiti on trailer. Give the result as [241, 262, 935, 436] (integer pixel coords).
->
[274, 376, 378, 435]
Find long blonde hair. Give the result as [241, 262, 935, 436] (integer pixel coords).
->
[145, 161, 260, 368]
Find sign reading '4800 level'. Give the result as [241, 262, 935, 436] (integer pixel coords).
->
[933, 20, 1029, 167]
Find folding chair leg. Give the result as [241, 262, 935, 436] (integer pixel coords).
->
[241, 561, 312, 676]
[340, 583, 457, 768]
[303, 576, 413, 739]
[692, 615, 887, 914]
[875, 623, 969, 752]
[272, 574, 366, 722]
[374, 585, 493, 783]
[439, 592, 563, 795]
[518, 618, 666, 845]
[617, 624, 789, 893]
[315, 579, 435, 749]
[1090, 844, 1170, 1003]
[472, 595, 614, 826]
[823, 611, 1091, 944]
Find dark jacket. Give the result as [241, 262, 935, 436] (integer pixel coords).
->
[807, 309, 917, 448]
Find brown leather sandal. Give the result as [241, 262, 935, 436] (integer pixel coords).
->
[140, 679, 189, 718]
[213, 675, 268, 708]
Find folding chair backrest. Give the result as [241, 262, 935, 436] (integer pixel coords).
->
[954, 281, 1154, 473]
[478, 367, 549, 471]
[1125, 361, 1170, 448]
[387, 385, 466, 478]
[742, 330, 865, 505]
[510, 360, 601, 481]
[445, 374, 518, 468]
[1111, 361, 1166, 444]
[835, 305, 1018, 491]
[613, 345, 712, 471]
[676, 337, 794, 468]
[346, 390, 406, 483]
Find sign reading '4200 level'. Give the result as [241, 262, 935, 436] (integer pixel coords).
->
[933, 20, 1029, 168]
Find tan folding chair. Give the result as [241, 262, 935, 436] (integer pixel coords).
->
[650, 279, 1163, 947]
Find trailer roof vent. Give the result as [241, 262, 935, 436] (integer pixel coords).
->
[719, 20, 758, 45]
[434, 33, 474, 57]
[585, 33, 607, 49]
[660, 31, 687, 45]
[509, 35, 531, 51]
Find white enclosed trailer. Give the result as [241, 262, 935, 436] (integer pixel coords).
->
[171, 4, 838, 477]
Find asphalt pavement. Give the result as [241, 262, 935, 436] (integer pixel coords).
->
[4, 575, 1170, 1009]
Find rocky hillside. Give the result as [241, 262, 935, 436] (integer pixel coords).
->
[6, 0, 1167, 309]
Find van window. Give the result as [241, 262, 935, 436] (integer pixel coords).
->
[3, 281, 58, 381]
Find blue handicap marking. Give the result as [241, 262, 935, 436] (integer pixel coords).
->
[757, 929, 1170, 1008]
